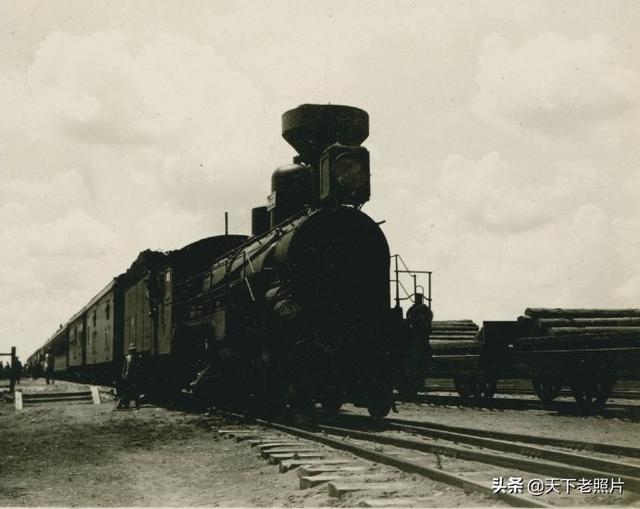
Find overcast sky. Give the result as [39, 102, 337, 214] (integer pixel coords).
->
[1, 0, 638, 359]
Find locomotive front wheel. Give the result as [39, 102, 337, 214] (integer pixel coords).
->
[532, 377, 562, 402]
[454, 376, 477, 399]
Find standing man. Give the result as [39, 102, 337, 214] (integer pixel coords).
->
[399, 293, 434, 400]
[44, 351, 55, 385]
[118, 344, 142, 410]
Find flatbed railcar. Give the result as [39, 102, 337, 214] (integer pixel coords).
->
[424, 309, 640, 409]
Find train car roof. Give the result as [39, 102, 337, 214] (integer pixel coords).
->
[66, 278, 118, 323]
[30, 278, 117, 358]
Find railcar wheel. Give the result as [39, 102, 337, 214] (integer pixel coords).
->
[474, 378, 496, 401]
[570, 371, 614, 411]
[454, 376, 477, 399]
[367, 400, 392, 418]
[367, 389, 393, 418]
[532, 377, 562, 402]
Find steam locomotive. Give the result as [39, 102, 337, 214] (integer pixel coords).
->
[27, 104, 403, 417]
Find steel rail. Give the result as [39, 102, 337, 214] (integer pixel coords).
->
[412, 393, 640, 414]
[316, 423, 640, 493]
[381, 416, 640, 459]
[425, 386, 640, 400]
[381, 421, 640, 479]
[251, 417, 549, 508]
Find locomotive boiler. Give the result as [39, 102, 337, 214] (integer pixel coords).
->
[28, 104, 400, 418]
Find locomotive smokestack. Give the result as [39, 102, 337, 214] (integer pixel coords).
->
[281, 104, 369, 167]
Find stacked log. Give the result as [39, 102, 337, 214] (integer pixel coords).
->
[429, 339, 481, 355]
[513, 334, 640, 352]
[430, 320, 479, 341]
[430, 320, 481, 355]
[535, 317, 640, 328]
[514, 308, 640, 352]
[524, 308, 640, 319]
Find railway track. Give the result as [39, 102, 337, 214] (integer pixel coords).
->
[410, 393, 640, 418]
[215, 411, 639, 507]
[425, 380, 640, 401]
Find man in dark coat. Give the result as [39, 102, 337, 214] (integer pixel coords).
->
[399, 293, 434, 399]
[117, 344, 142, 410]
[44, 351, 55, 385]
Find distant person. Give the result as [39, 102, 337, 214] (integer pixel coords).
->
[117, 344, 142, 410]
[32, 361, 43, 380]
[44, 351, 55, 385]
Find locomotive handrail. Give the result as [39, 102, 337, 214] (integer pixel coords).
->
[391, 254, 432, 309]
[393, 279, 413, 302]
[242, 250, 256, 275]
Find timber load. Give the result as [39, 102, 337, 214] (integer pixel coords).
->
[427, 321, 483, 382]
[430, 320, 480, 341]
[513, 308, 640, 371]
[513, 308, 640, 353]
[513, 333, 640, 352]
[429, 320, 481, 355]
[524, 308, 640, 319]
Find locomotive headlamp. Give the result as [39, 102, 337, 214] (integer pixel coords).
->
[319, 144, 370, 206]
[335, 154, 366, 188]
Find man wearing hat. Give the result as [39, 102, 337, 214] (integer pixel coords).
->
[117, 343, 142, 410]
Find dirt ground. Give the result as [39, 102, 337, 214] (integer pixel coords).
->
[0, 380, 310, 507]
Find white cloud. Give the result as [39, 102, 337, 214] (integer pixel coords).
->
[382, 151, 640, 321]
[471, 32, 639, 143]
[0, 29, 276, 356]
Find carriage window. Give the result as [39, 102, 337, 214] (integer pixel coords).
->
[105, 302, 110, 320]
[164, 270, 172, 302]
[92, 310, 97, 327]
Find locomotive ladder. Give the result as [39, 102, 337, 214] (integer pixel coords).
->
[391, 254, 432, 310]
